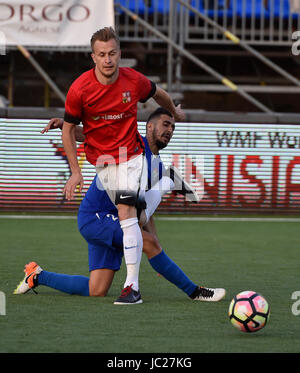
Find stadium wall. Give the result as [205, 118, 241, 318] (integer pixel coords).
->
[1, 117, 300, 214]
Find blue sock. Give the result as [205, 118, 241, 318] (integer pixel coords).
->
[37, 271, 90, 296]
[149, 250, 198, 297]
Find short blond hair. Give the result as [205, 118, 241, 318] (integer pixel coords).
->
[90, 27, 120, 52]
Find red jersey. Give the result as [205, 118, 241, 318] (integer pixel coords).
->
[64, 67, 156, 165]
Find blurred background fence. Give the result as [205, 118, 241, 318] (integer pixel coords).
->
[117, 0, 300, 46]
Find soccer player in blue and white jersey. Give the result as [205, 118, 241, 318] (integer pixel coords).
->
[14, 108, 225, 304]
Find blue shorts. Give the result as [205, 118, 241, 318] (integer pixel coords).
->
[78, 211, 124, 272]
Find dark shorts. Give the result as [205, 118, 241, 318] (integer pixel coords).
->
[78, 211, 124, 272]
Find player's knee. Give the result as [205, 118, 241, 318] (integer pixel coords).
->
[89, 287, 108, 297]
[89, 282, 109, 297]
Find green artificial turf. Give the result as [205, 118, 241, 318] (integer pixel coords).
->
[1, 215, 300, 353]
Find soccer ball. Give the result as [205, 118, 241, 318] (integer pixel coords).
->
[228, 290, 270, 333]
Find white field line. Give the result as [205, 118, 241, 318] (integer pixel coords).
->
[1, 215, 300, 222]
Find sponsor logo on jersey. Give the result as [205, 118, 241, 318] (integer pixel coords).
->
[91, 113, 125, 121]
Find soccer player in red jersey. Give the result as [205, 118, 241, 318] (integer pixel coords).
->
[62, 27, 185, 304]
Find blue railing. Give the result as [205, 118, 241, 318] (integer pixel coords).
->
[117, 0, 297, 18]
[116, 0, 299, 45]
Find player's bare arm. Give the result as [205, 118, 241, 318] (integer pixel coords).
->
[152, 86, 186, 122]
[62, 121, 84, 200]
[40, 118, 64, 134]
[42, 118, 85, 142]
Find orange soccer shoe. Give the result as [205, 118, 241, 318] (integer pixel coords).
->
[13, 262, 43, 295]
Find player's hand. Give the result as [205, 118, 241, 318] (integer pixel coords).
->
[63, 172, 84, 200]
[173, 104, 186, 122]
[41, 118, 64, 134]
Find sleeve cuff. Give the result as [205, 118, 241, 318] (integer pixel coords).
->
[64, 112, 81, 125]
[139, 81, 157, 103]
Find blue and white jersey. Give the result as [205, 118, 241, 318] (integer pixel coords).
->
[78, 136, 165, 226]
[143, 136, 165, 190]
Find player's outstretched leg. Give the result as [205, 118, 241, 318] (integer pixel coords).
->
[13, 262, 90, 296]
[144, 233, 226, 302]
[13, 262, 43, 294]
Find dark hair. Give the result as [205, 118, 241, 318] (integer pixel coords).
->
[90, 27, 120, 52]
[146, 107, 173, 124]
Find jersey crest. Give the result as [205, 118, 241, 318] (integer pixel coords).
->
[122, 91, 131, 103]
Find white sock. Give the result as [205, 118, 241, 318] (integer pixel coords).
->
[120, 217, 143, 291]
[144, 176, 174, 223]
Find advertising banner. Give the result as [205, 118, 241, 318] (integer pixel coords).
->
[0, 0, 114, 47]
[1, 119, 300, 213]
